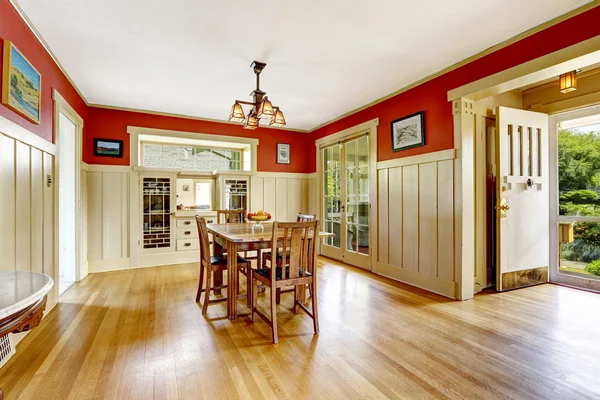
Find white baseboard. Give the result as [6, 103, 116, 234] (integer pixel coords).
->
[376, 262, 456, 299]
[89, 258, 131, 273]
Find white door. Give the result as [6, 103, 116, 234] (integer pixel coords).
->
[495, 106, 549, 291]
[321, 135, 371, 269]
[57, 111, 77, 295]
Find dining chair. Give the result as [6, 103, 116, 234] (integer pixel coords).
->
[262, 213, 316, 303]
[217, 209, 264, 264]
[195, 216, 252, 314]
[250, 220, 320, 344]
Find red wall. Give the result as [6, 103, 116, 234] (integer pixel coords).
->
[309, 6, 600, 173]
[0, 0, 86, 142]
[85, 107, 312, 173]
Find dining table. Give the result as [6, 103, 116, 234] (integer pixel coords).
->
[206, 222, 334, 319]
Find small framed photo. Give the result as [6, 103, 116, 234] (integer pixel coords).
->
[391, 111, 425, 152]
[277, 143, 290, 164]
[94, 138, 123, 158]
[182, 185, 190, 192]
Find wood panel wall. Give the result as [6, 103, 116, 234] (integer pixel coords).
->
[376, 150, 456, 298]
[0, 132, 56, 308]
[87, 168, 130, 272]
[250, 175, 310, 220]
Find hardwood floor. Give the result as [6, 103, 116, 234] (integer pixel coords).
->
[1, 258, 600, 399]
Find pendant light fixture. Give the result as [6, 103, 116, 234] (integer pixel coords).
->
[228, 61, 286, 129]
[559, 70, 577, 93]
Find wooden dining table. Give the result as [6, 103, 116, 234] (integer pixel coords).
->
[206, 222, 334, 319]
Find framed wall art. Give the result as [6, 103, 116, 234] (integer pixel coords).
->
[2, 40, 42, 124]
[94, 138, 124, 158]
[277, 143, 290, 164]
[390, 111, 425, 152]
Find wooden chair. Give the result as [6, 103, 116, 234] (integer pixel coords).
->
[250, 220, 320, 343]
[195, 216, 252, 314]
[218, 209, 262, 263]
[262, 213, 316, 303]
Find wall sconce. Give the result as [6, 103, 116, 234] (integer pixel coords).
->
[559, 70, 577, 93]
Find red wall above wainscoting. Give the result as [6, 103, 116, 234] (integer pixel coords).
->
[308, 5, 600, 173]
[84, 107, 312, 173]
[0, 0, 86, 142]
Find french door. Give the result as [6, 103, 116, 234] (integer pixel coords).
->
[321, 135, 371, 269]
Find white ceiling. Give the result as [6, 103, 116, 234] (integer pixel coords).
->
[15, 0, 592, 130]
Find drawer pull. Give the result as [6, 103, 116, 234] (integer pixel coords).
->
[184, 231, 191, 235]
[184, 243, 191, 247]
[184, 221, 191, 225]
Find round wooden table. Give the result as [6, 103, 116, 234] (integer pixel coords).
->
[0, 271, 54, 400]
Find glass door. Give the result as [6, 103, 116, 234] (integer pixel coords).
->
[321, 135, 371, 269]
[142, 176, 174, 251]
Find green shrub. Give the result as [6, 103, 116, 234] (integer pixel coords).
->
[585, 260, 600, 276]
[560, 190, 599, 204]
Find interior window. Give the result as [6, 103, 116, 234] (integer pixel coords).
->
[195, 181, 213, 210]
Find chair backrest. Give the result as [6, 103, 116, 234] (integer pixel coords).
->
[217, 209, 245, 224]
[195, 215, 211, 265]
[270, 220, 319, 281]
[296, 213, 316, 222]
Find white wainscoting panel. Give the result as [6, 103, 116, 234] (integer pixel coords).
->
[87, 167, 131, 273]
[249, 174, 310, 220]
[377, 150, 456, 298]
[0, 130, 56, 308]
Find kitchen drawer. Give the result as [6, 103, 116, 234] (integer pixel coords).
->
[177, 227, 198, 239]
[176, 218, 195, 228]
[176, 239, 199, 251]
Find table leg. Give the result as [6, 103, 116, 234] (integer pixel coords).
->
[227, 241, 239, 319]
[213, 239, 224, 295]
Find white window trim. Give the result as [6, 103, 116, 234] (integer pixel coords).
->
[127, 126, 258, 172]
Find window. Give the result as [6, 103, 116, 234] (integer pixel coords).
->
[142, 143, 242, 171]
[195, 181, 214, 210]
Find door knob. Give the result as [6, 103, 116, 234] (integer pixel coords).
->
[495, 204, 510, 211]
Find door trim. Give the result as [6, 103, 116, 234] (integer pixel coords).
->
[53, 89, 84, 292]
[549, 105, 600, 291]
[315, 118, 378, 271]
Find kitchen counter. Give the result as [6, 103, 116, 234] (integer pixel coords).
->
[174, 210, 217, 218]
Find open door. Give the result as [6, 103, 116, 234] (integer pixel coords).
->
[495, 106, 549, 291]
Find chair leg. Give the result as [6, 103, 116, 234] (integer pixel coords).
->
[276, 288, 281, 305]
[202, 269, 211, 315]
[270, 285, 278, 344]
[311, 280, 319, 335]
[293, 285, 298, 314]
[251, 274, 257, 322]
[196, 263, 205, 303]
[246, 266, 252, 307]
[262, 253, 268, 268]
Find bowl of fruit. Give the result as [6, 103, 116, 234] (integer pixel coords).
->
[247, 210, 271, 232]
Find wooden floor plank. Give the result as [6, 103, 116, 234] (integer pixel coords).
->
[1, 258, 600, 399]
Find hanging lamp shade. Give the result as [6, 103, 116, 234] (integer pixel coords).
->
[559, 71, 577, 93]
[243, 113, 259, 130]
[269, 108, 286, 128]
[228, 102, 245, 122]
[256, 96, 275, 119]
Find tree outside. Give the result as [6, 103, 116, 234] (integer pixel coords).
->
[559, 125, 600, 278]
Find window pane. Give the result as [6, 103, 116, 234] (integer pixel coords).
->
[195, 182, 212, 210]
[142, 143, 242, 171]
[560, 222, 600, 281]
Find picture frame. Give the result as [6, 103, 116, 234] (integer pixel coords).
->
[94, 138, 124, 158]
[390, 111, 425, 152]
[277, 143, 290, 164]
[2, 40, 42, 124]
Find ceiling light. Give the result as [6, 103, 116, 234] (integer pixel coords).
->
[269, 108, 286, 128]
[228, 101, 245, 122]
[257, 96, 275, 119]
[243, 113, 259, 130]
[559, 70, 577, 93]
[228, 61, 286, 129]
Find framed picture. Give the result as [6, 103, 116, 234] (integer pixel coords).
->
[277, 143, 290, 164]
[390, 111, 425, 152]
[2, 40, 42, 124]
[182, 185, 190, 192]
[94, 138, 123, 158]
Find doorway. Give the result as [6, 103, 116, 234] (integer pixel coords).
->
[320, 134, 371, 269]
[57, 111, 77, 295]
[550, 106, 600, 292]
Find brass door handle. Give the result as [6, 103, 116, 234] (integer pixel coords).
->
[495, 204, 510, 211]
